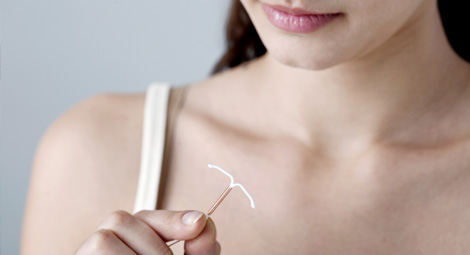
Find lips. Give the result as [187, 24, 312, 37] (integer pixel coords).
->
[264, 4, 322, 15]
[261, 3, 341, 33]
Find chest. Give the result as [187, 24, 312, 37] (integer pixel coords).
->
[162, 121, 470, 254]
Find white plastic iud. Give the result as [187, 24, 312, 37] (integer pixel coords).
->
[168, 164, 255, 247]
[206, 164, 256, 211]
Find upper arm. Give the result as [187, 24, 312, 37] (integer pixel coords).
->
[21, 93, 145, 254]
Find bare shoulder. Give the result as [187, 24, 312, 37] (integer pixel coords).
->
[21, 92, 146, 254]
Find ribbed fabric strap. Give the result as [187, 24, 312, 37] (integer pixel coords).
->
[133, 82, 170, 213]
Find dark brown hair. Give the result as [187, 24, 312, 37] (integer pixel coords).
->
[212, 0, 469, 75]
[211, 1, 266, 74]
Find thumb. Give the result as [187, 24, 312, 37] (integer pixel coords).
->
[133, 210, 207, 242]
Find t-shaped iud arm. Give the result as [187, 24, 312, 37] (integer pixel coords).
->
[207, 164, 256, 211]
[168, 164, 256, 247]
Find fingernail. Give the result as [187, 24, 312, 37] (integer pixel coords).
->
[182, 211, 204, 225]
[216, 242, 222, 254]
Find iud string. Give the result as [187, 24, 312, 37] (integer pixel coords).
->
[167, 164, 256, 247]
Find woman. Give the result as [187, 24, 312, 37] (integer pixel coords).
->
[22, 0, 470, 254]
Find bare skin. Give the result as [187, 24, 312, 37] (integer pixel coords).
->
[22, 0, 470, 254]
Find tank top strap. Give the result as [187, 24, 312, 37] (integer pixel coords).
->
[133, 82, 171, 213]
[133, 82, 188, 213]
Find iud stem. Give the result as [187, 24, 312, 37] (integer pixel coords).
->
[168, 185, 233, 247]
[207, 186, 232, 215]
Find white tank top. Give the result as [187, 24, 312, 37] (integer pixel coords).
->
[133, 82, 171, 213]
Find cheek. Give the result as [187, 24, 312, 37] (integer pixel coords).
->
[347, 0, 427, 57]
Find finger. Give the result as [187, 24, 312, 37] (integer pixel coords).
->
[96, 210, 171, 255]
[75, 229, 136, 255]
[184, 217, 220, 255]
[134, 210, 207, 242]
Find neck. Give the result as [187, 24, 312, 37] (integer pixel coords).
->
[254, 3, 470, 157]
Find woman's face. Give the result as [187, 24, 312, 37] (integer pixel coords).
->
[240, 0, 432, 70]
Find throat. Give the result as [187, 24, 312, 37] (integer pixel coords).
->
[251, 42, 470, 151]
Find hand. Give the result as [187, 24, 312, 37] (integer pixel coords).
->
[75, 210, 220, 255]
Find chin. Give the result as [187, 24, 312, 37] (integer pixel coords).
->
[269, 48, 345, 71]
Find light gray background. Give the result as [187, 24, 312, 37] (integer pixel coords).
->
[1, 1, 230, 254]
